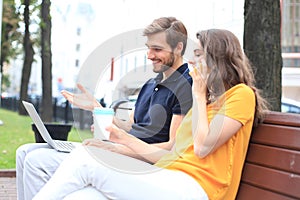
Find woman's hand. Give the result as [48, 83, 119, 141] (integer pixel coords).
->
[106, 124, 133, 145]
[83, 138, 123, 154]
[61, 83, 101, 111]
[82, 131, 142, 159]
[189, 62, 207, 99]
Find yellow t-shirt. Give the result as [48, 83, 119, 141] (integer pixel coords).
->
[155, 83, 255, 200]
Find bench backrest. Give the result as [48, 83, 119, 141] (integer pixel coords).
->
[236, 111, 300, 200]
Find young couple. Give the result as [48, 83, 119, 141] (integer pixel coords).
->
[17, 16, 268, 200]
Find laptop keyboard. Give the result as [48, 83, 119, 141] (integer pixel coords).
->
[54, 140, 75, 151]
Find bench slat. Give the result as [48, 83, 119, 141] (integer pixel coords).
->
[246, 143, 300, 174]
[0, 170, 16, 178]
[241, 163, 300, 198]
[251, 124, 300, 151]
[236, 183, 298, 200]
[264, 112, 300, 127]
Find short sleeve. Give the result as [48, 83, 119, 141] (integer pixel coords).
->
[223, 84, 256, 125]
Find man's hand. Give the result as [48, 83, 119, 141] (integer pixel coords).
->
[61, 83, 102, 111]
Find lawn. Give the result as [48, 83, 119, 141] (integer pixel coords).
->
[0, 108, 92, 169]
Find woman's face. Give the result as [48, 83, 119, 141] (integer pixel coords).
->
[197, 43, 209, 76]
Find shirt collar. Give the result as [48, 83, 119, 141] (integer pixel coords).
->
[154, 63, 189, 84]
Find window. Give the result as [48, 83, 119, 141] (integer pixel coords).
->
[75, 59, 80, 67]
[282, 0, 300, 68]
[76, 27, 81, 36]
[76, 44, 80, 52]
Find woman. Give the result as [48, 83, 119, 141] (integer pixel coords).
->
[33, 29, 268, 200]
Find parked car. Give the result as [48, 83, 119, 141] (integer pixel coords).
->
[281, 97, 300, 114]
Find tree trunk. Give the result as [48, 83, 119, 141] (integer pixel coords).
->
[244, 0, 282, 111]
[40, 0, 52, 122]
[1, 0, 22, 72]
[19, 0, 34, 115]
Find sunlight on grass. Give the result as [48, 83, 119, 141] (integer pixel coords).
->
[0, 108, 92, 169]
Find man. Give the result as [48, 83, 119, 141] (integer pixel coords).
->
[16, 16, 192, 200]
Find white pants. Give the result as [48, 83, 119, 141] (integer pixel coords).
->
[33, 145, 208, 200]
[16, 143, 70, 200]
[17, 144, 208, 200]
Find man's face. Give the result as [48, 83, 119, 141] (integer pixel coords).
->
[145, 32, 175, 73]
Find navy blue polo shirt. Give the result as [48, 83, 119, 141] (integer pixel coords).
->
[129, 63, 193, 143]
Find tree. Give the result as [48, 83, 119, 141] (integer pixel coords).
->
[1, 0, 22, 91]
[1, 74, 10, 90]
[19, 0, 35, 115]
[40, 0, 52, 121]
[244, 0, 282, 111]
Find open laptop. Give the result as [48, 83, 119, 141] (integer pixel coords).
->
[22, 100, 76, 153]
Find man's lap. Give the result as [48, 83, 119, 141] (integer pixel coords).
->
[17, 143, 70, 169]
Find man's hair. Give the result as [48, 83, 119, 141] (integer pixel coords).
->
[143, 17, 187, 56]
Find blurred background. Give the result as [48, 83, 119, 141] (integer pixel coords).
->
[1, 0, 299, 128]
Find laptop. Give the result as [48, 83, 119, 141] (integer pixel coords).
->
[22, 100, 76, 153]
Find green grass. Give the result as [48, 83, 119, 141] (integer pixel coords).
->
[0, 108, 92, 169]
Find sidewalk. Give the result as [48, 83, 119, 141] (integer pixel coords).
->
[0, 177, 16, 200]
[0, 170, 17, 200]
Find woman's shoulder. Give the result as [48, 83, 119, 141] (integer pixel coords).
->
[228, 83, 254, 96]
[225, 83, 255, 105]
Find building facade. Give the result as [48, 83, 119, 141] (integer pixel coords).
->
[281, 0, 300, 102]
[4, 0, 299, 106]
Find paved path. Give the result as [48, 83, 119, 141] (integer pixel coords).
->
[0, 177, 17, 200]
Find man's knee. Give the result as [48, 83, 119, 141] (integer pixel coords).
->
[16, 143, 36, 165]
[16, 143, 49, 167]
[16, 143, 50, 160]
[16, 143, 33, 157]
[25, 148, 59, 168]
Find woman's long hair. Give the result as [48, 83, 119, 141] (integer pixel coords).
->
[196, 29, 269, 126]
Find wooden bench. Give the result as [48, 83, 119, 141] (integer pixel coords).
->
[236, 111, 300, 200]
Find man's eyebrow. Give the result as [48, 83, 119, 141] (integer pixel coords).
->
[145, 44, 164, 49]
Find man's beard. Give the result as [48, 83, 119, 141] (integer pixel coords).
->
[153, 52, 175, 73]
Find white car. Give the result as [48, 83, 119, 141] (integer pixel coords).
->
[281, 97, 300, 114]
